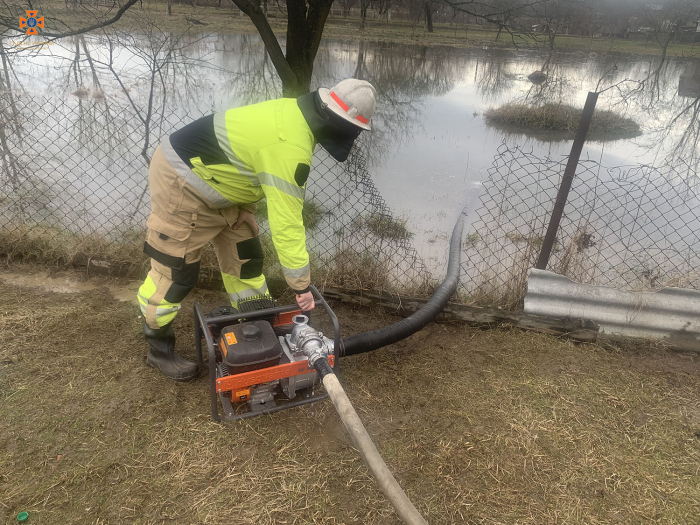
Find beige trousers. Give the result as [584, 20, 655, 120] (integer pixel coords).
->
[137, 145, 268, 329]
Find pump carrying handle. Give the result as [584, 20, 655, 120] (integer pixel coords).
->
[309, 285, 342, 366]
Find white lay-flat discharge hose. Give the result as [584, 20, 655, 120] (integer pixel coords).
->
[322, 373, 429, 525]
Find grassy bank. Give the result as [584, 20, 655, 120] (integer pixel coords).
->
[485, 103, 642, 141]
[1, 270, 699, 523]
[18, 1, 699, 57]
[0, 222, 405, 295]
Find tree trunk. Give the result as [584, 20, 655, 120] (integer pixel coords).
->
[425, 0, 433, 33]
[229, 0, 336, 96]
[354, 40, 365, 78]
[548, 20, 559, 50]
[284, 0, 334, 96]
[231, 0, 299, 93]
[167, 0, 172, 15]
[360, 2, 368, 30]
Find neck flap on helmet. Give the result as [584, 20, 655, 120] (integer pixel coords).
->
[297, 90, 363, 162]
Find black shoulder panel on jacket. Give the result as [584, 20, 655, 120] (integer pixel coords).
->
[169, 114, 230, 168]
[295, 163, 310, 187]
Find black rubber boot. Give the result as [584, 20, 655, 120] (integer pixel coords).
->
[144, 322, 199, 382]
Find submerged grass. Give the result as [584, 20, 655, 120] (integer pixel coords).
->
[1, 271, 700, 523]
[485, 103, 641, 140]
[354, 214, 413, 240]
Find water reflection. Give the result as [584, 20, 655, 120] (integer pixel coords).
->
[473, 49, 516, 100]
[345, 41, 464, 163]
[5, 33, 698, 159]
[679, 62, 700, 98]
[2, 33, 700, 263]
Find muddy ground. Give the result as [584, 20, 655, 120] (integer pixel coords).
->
[1, 265, 700, 524]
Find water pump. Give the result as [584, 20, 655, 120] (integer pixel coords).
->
[193, 286, 341, 421]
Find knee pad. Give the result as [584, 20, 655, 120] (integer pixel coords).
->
[236, 237, 264, 279]
[163, 260, 201, 303]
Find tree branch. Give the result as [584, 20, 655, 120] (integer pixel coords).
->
[231, 0, 298, 90]
[42, 0, 140, 39]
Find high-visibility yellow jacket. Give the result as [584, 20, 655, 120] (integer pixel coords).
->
[160, 98, 314, 292]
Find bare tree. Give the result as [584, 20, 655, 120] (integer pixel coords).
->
[532, 0, 582, 50]
[359, 0, 372, 30]
[424, 0, 434, 32]
[375, 0, 392, 23]
[338, 0, 358, 17]
[642, 1, 700, 72]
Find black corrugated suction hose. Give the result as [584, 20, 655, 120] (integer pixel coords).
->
[341, 207, 467, 357]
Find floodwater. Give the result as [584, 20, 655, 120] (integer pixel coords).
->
[4, 32, 700, 272]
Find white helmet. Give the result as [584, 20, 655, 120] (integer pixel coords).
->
[318, 79, 376, 131]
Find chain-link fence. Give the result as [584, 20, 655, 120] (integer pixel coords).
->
[3, 93, 700, 309]
[461, 143, 700, 308]
[0, 93, 433, 293]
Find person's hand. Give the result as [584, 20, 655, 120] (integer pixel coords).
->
[296, 291, 315, 311]
[234, 209, 259, 237]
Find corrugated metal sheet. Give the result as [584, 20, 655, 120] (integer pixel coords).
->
[524, 269, 700, 351]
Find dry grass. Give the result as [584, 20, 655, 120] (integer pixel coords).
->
[464, 221, 675, 308]
[0, 225, 409, 296]
[315, 247, 392, 291]
[466, 234, 542, 309]
[1, 270, 700, 523]
[485, 103, 642, 141]
[0, 224, 148, 270]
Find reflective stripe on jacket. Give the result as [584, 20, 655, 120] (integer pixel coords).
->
[166, 98, 314, 292]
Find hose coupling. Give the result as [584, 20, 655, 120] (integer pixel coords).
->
[290, 314, 327, 367]
[296, 330, 325, 366]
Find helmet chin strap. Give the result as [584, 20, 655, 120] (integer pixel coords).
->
[297, 90, 363, 162]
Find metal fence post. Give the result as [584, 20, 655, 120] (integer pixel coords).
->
[535, 91, 599, 270]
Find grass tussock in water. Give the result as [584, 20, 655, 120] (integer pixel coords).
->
[485, 103, 641, 140]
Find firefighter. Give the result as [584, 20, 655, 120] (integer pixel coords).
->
[137, 79, 377, 381]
